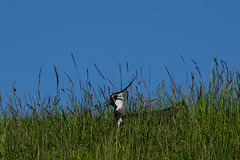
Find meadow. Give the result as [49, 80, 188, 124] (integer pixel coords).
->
[0, 56, 239, 159]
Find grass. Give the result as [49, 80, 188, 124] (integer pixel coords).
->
[0, 56, 240, 159]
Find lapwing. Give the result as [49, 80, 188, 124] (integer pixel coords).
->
[104, 75, 182, 127]
[105, 76, 136, 126]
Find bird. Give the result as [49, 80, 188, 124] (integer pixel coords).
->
[104, 76, 136, 126]
[104, 76, 179, 127]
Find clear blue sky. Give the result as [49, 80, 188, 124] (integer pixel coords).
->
[1, 1, 240, 100]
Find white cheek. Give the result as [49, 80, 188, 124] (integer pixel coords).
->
[115, 99, 124, 111]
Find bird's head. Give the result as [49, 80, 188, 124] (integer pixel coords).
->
[104, 75, 136, 112]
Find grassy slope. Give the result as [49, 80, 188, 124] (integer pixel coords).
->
[0, 58, 240, 159]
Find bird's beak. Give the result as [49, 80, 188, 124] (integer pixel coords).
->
[104, 98, 112, 106]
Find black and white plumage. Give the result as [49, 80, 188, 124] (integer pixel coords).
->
[105, 76, 136, 126]
[104, 76, 179, 126]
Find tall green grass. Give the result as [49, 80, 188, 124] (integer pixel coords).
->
[0, 56, 239, 159]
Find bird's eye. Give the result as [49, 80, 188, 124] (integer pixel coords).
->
[113, 95, 118, 99]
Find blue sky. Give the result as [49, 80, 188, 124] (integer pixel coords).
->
[1, 1, 240, 101]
